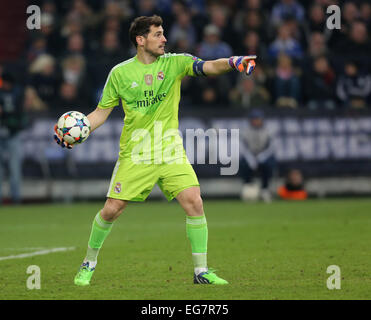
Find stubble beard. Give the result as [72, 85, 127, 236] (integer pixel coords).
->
[144, 45, 164, 58]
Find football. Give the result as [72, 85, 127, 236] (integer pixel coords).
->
[240, 183, 260, 201]
[57, 111, 91, 145]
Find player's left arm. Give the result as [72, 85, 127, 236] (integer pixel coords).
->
[202, 55, 257, 76]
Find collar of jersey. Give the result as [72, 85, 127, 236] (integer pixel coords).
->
[134, 55, 160, 66]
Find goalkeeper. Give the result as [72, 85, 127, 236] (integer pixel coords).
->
[54, 15, 256, 286]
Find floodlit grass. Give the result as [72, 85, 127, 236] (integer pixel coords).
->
[0, 199, 370, 300]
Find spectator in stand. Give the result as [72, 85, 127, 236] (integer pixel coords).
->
[304, 55, 337, 110]
[200, 86, 219, 106]
[230, 77, 271, 109]
[168, 9, 197, 50]
[273, 54, 301, 108]
[306, 3, 327, 34]
[63, 32, 86, 58]
[0, 72, 26, 204]
[61, 54, 90, 105]
[93, 2, 132, 52]
[193, 76, 232, 107]
[208, 4, 237, 50]
[99, 31, 127, 68]
[168, 30, 194, 53]
[104, 17, 123, 35]
[307, 32, 328, 59]
[41, 0, 58, 20]
[26, 35, 47, 63]
[302, 31, 330, 86]
[239, 109, 276, 203]
[234, 10, 268, 46]
[171, 0, 188, 17]
[54, 81, 85, 111]
[277, 169, 307, 200]
[69, 0, 96, 30]
[134, 0, 158, 17]
[61, 54, 86, 86]
[336, 61, 371, 108]
[28, 54, 61, 109]
[96, 17, 123, 45]
[284, 16, 307, 49]
[270, 0, 305, 26]
[12, 0, 371, 112]
[337, 21, 371, 68]
[60, 12, 84, 41]
[268, 22, 303, 62]
[241, 31, 267, 62]
[156, 0, 173, 16]
[89, 30, 127, 104]
[242, 0, 263, 12]
[103, 0, 132, 20]
[59, 2, 98, 57]
[188, 0, 207, 16]
[186, 0, 208, 42]
[305, 3, 334, 44]
[329, 1, 359, 49]
[23, 86, 48, 112]
[197, 24, 232, 60]
[194, 23, 234, 107]
[251, 64, 269, 90]
[342, 1, 360, 31]
[39, 11, 61, 56]
[360, 2, 371, 29]
[230, 65, 271, 108]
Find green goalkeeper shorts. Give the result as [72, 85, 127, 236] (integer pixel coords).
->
[106, 155, 200, 202]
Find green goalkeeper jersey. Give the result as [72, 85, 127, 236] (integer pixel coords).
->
[98, 53, 204, 162]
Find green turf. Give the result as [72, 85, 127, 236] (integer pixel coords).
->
[0, 199, 370, 300]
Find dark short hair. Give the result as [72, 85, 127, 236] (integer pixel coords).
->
[249, 109, 264, 119]
[129, 15, 163, 47]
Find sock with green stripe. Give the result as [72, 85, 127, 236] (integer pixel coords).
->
[186, 214, 208, 275]
[84, 210, 113, 268]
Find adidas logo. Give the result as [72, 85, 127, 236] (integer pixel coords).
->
[131, 81, 138, 88]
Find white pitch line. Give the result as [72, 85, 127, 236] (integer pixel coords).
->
[0, 247, 76, 261]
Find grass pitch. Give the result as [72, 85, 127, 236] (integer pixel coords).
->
[0, 199, 370, 300]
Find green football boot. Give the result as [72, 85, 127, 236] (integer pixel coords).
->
[74, 262, 95, 286]
[194, 268, 229, 285]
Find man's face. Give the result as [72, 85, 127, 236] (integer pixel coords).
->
[141, 25, 167, 57]
[314, 57, 328, 73]
[250, 118, 263, 127]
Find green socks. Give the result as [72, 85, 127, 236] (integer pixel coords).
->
[83, 211, 208, 275]
[85, 211, 113, 265]
[186, 215, 208, 274]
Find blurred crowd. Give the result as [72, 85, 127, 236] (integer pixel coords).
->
[2, 0, 371, 114]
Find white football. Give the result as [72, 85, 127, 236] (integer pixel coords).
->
[57, 111, 91, 145]
[241, 183, 260, 201]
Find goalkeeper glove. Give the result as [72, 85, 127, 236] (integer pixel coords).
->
[229, 55, 257, 75]
[53, 124, 73, 149]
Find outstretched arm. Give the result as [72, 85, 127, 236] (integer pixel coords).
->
[203, 55, 257, 76]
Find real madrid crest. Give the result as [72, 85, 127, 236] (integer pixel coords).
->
[114, 182, 121, 194]
[144, 74, 153, 86]
[157, 71, 165, 81]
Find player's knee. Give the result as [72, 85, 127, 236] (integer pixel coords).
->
[187, 195, 204, 216]
[102, 198, 127, 221]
